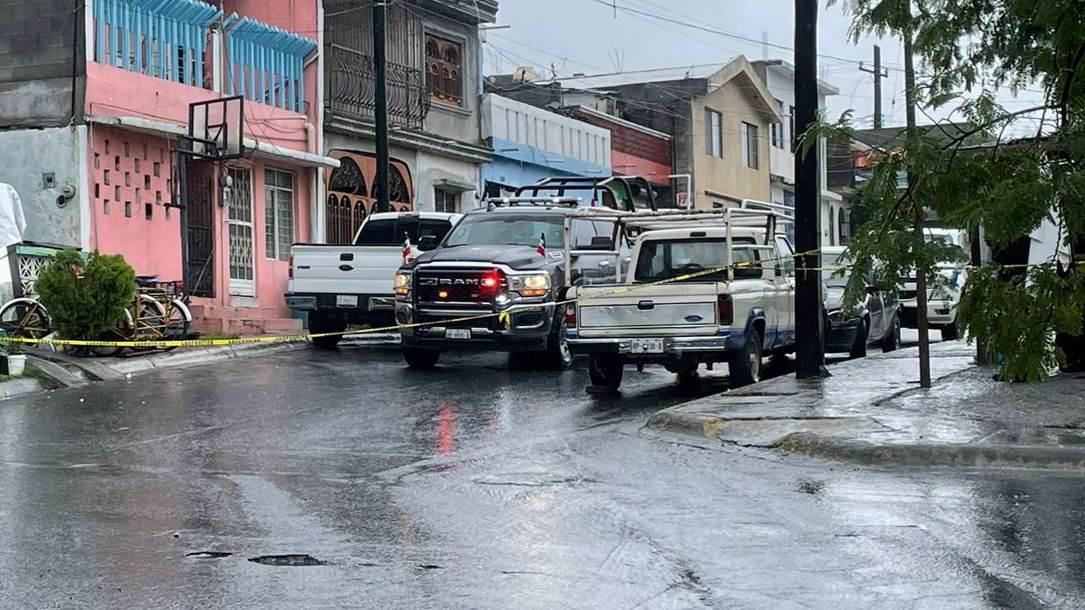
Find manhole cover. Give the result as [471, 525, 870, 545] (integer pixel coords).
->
[186, 551, 232, 559]
[248, 554, 325, 567]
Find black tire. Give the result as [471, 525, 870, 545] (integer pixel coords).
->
[540, 311, 573, 371]
[941, 322, 960, 341]
[403, 347, 440, 369]
[309, 313, 346, 350]
[849, 320, 868, 359]
[588, 354, 624, 391]
[729, 328, 763, 389]
[881, 316, 901, 353]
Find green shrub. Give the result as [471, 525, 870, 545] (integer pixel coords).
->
[36, 251, 135, 340]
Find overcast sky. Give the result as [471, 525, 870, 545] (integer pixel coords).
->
[485, 0, 1041, 130]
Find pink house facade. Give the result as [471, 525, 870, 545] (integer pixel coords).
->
[82, 0, 338, 334]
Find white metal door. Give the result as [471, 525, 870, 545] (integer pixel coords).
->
[227, 168, 256, 296]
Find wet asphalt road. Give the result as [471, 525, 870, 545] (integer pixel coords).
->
[1, 341, 1083, 608]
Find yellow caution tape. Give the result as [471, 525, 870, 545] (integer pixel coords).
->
[1, 246, 1051, 349]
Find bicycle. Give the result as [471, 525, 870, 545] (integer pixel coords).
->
[93, 277, 194, 356]
[0, 297, 52, 342]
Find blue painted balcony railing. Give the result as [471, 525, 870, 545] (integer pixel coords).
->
[224, 15, 316, 112]
[93, 0, 220, 87]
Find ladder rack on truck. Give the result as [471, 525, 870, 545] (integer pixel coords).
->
[561, 206, 794, 286]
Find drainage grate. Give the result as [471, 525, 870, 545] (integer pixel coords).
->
[248, 554, 326, 567]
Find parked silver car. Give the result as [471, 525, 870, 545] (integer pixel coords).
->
[822, 246, 901, 358]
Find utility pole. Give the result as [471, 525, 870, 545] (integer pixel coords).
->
[373, 0, 390, 214]
[903, 17, 932, 388]
[859, 45, 888, 129]
[794, 0, 827, 379]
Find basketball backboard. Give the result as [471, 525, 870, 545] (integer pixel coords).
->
[188, 96, 245, 160]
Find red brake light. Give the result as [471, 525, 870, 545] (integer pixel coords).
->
[288, 255, 294, 279]
[564, 305, 577, 328]
[717, 294, 733, 325]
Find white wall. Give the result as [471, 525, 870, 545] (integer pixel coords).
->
[482, 94, 612, 168]
[0, 126, 87, 248]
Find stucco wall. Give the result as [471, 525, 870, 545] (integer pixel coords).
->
[692, 83, 772, 206]
[0, 126, 86, 247]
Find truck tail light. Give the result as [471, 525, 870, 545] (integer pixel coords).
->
[564, 305, 577, 329]
[717, 294, 733, 326]
[288, 255, 294, 279]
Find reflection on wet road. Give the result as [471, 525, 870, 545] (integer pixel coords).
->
[0, 347, 1080, 607]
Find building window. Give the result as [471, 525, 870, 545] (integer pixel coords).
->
[426, 34, 463, 106]
[434, 187, 460, 213]
[743, 122, 760, 170]
[772, 99, 786, 149]
[265, 169, 295, 261]
[705, 108, 723, 158]
[789, 105, 797, 151]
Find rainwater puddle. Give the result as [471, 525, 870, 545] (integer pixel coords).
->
[248, 554, 326, 567]
[186, 551, 232, 559]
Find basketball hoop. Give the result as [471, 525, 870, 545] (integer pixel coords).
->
[184, 96, 245, 161]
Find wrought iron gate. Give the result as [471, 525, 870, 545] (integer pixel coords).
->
[185, 161, 215, 297]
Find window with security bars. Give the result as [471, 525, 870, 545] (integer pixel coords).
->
[265, 169, 295, 261]
[425, 33, 463, 106]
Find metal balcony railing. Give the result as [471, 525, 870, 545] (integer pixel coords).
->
[327, 45, 429, 130]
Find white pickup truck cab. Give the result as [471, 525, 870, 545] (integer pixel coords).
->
[566, 210, 796, 391]
[287, 212, 460, 348]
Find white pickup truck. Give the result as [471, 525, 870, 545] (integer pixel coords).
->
[287, 212, 460, 348]
[566, 209, 796, 391]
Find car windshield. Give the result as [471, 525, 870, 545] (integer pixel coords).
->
[823, 251, 851, 288]
[444, 214, 565, 248]
[634, 238, 761, 283]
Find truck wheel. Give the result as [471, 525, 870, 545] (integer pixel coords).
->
[849, 320, 868, 359]
[310, 314, 347, 350]
[729, 329, 763, 389]
[403, 347, 440, 369]
[882, 316, 901, 353]
[941, 322, 960, 341]
[540, 312, 573, 371]
[588, 354, 624, 391]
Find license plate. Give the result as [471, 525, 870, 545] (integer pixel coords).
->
[446, 328, 471, 340]
[336, 295, 358, 308]
[630, 338, 664, 354]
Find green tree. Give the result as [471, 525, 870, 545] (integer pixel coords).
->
[827, 0, 1085, 381]
[36, 251, 136, 341]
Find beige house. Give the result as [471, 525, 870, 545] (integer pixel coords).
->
[559, 56, 782, 209]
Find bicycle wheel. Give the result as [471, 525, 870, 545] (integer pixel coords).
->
[0, 298, 51, 340]
[158, 299, 192, 352]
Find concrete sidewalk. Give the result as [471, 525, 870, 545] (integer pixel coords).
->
[648, 342, 1085, 471]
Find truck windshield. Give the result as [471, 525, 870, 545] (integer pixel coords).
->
[634, 238, 761, 283]
[444, 214, 565, 248]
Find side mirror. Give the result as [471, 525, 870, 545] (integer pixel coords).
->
[418, 235, 438, 251]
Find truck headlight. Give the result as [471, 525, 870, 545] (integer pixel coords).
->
[394, 271, 412, 296]
[510, 273, 551, 297]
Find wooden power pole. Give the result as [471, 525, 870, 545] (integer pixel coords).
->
[794, 0, 827, 379]
[859, 45, 888, 129]
[373, 1, 391, 214]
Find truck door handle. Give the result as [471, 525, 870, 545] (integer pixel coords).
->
[340, 253, 354, 262]
[339, 264, 354, 272]
[637, 300, 655, 310]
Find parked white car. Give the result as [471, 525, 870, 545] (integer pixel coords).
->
[566, 209, 795, 391]
[287, 212, 460, 348]
[899, 228, 968, 339]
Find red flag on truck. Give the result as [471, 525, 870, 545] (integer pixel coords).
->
[402, 233, 412, 263]
[536, 233, 546, 257]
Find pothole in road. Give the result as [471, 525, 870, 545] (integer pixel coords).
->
[248, 554, 326, 567]
[186, 551, 233, 559]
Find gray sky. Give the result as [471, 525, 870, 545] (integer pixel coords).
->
[485, 0, 1042, 131]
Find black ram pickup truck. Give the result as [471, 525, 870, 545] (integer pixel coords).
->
[394, 199, 616, 370]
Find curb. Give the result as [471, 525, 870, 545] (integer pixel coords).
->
[777, 432, 1085, 472]
[0, 377, 44, 401]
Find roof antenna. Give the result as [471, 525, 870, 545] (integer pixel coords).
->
[761, 31, 769, 60]
[613, 0, 618, 18]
